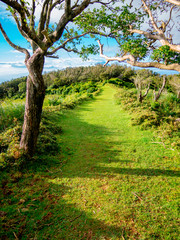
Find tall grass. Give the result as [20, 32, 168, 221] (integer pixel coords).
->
[0, 101, 24, 132]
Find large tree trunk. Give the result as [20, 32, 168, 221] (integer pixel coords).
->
[20, 50, 45, 158]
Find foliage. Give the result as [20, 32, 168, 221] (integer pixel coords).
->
[121, 38, 148, 60]
[0, 76, 26, 99]
[115, 87, 180, 150]
[0, 64, 136, 100]
[151, 45, 180, 65]
[75, 1, 180, 72]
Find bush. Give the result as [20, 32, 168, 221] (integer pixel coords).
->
[48, 97, 63, 106]
[115, 87, 180, 150]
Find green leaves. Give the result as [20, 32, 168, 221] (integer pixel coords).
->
[151, 45, 180, 65]
[78, 44, 99, 60]
[121, 38, 148, 60]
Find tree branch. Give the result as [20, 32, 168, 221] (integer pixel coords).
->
[37, 0, 49, 38]
[97, 40, 135, 66]
[97, 40, 180, 72]
[129, 28, 180, 53]
[11, 11, 30, 41]
[30, 0, 36, 31]
[0, 22, 30, 62]
[65, 0, 71, 15]
[49, 0, 91, 44]
[51, 0, 64, 11]
[154, 76, 167, 101]
[45, 0, 53, 31]
[165, 5, 175, 29]
[47, 32, 90, 55]
[1, 0, 43, 49]
[129, 28, 160, 41]
[165, 0, 180, 6]
[141, 0, 163, 34]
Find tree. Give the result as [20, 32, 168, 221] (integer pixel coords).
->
[76, 0, 180, 72]
[153, 76, 167, 102]
[131, 69, 152, 102]
[0, 0, 110, 157]
[169, 75, 180, 98]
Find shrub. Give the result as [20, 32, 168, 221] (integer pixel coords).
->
[48, 97, 63, 106]
[115, 87, 180, 150]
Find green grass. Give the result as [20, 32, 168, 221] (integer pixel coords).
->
[0, 101, 25, 132]
[0, 85, 179, 239]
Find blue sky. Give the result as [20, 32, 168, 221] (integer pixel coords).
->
[0, 2, 178, 84]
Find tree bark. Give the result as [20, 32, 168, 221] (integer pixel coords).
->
[177, 91, 180, 99]
[20, 50, 45, 157]
[138, 85, 150, 103]
[153, 76, 167, 102]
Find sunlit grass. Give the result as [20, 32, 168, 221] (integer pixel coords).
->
[0, 85, 179, 239]
[0, 101, 25, 132]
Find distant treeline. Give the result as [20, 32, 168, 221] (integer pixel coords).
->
[0, 64, 179, 99]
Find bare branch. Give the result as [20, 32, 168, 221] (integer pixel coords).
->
[165, 0, 180, 6]
[165, 5, 175, 29]
[141, 0, 163, 34]
[30, 0, 36, 30]
[1, 0, 43, 49]
[47, 32, 90, 55]
[11, 11, 30, 41]
[97, 40, 135, 64]
[0, 22, 30, 62]
[37, 0, 49, 38]
[45, 0, 53, 31]
[65, 0, 71, 15]
[49, 0, 91, 43]
[20, 0, 30, 18]
[129, 28, 180, 52]
[143, 83, 151, 98]
[51, 0, 64, 11]
[129, 28, 160, 41]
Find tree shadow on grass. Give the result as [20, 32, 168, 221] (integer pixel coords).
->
[1, 95, 179, 239]
[0, 181, 125, 240]
[92, 166, 180, 178]
[56, 103, 179, 179]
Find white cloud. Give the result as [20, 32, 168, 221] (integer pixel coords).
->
[0, 54, 104, 83]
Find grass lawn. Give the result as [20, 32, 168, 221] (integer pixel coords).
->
[0, 85, 179, 239]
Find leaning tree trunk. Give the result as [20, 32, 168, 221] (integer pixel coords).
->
[138, 85, 150, 103]
[20, 50, 45, 158]
[177, 91, 180, 99]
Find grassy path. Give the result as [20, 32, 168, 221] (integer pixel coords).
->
[49, 85, 179, 239]
[2, 85, 179, 240]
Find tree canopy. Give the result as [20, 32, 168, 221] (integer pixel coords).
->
[75, 0, 180, 72]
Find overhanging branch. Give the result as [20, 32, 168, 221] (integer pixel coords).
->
[165, 0, 180, 6]
[97, 40, 180, 72]
[0, 22, 30, 62]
